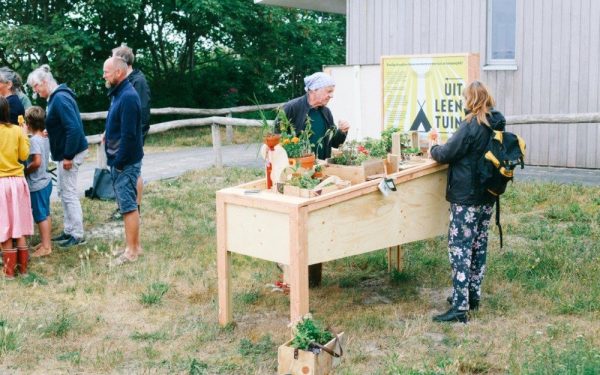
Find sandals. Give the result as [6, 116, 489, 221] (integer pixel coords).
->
[110, 254, 137, 266]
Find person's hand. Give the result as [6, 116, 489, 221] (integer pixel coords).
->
[101, 131, 105, 144]
[338, 120, 350, 133]
[63, 159, 73, 170]
[42, 129, 48, 138]
[428, 128, 439, 159]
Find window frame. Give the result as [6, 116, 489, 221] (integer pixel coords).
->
[485, 0, 517, 70]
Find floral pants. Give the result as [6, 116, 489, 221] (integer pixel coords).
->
[447, 203, 494, 311]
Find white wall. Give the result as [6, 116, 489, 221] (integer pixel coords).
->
[325, 64, 382, 141]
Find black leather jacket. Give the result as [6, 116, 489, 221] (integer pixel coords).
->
[430, 109, 506, 205]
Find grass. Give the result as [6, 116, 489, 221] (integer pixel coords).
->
[0, 164, 598, 373]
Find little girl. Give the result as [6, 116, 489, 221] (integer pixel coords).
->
[25, 106, 53, 257]
[0, 96, 33, 278]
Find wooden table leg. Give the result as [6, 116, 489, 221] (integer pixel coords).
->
[289, 207, 309, 323]
[217, 196, 232, 326]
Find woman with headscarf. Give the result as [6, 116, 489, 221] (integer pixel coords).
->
[277, 72, 350, 160]
[277, 72, 351, 287]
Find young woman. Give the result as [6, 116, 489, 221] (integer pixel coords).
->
[429, 81, 506, 323]
[0, 96, 33, 278]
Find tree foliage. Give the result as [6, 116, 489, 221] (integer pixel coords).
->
[0, 0, 345, 115]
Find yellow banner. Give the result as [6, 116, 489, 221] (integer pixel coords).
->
[382, 54, 471, 143]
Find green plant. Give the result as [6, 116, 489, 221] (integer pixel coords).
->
[140, 282, 170, 306]
[288, 173, 321, 189]
[43, 311, 74, 338]
[278, 109, 314, 158]
[0, 320, 20, 353]
[290, 315, 334, 351]
[329, 141, 370, 165]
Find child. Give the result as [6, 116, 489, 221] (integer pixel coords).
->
[24, 106, 53, 257]
[0, 96, 33, 278]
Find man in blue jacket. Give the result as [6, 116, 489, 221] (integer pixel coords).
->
[27, 65, 89, 248]
[103, 57, 144, 265]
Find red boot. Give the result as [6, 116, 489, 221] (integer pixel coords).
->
[17, 246, 29, 276]
[2, 249, 17, 279]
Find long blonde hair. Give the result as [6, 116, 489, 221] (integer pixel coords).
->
[463, 81, 495, 126]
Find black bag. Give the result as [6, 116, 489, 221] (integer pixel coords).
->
[85, 168, 115, 200]
[477, 126, 526, 247]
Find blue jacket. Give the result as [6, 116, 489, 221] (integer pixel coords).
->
[45, 84, 88, 161]
[105, 79, 144, 169]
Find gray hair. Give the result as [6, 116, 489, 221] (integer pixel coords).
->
[112, 45, 135, 66]
[0, 68, 17, 93]
[27, 64, 57, 87]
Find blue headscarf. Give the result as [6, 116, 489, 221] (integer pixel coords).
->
[304, 72, 335, 92]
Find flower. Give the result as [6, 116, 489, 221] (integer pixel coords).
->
[291, 137, 299, 144]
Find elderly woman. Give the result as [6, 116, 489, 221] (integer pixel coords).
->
[277, 72, 350, 160]
[27, 65, 88, 248]
[0, 68, 25, 124]
[277, 72, 351, 287]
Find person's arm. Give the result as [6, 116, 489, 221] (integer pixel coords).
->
[26, 154, 42, 175]
[18, 128, 30, 162]
[56, 96, 83, 169]
[113, 95, 141, 170]
[430, 123, 471, 164]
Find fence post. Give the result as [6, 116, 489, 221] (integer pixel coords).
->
[212, 123, 223, 169]
[225, 112, 234, 144]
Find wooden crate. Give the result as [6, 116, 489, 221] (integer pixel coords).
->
[277, 332, 345, 375]
[323, 159, 386, 184]
[283, 183, 345, 198]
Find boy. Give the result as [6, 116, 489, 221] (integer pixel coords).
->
[24, 106, 53, 257]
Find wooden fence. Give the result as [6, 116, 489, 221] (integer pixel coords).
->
[82, 105, 600, 169]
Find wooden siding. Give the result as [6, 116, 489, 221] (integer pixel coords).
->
[346, 0, 600, 168]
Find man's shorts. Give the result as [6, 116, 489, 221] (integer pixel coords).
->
[30, 181, 52, 223]
[111, 162, 142, 214]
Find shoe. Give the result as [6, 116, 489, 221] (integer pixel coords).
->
[110, 254, 137, 266]
[59, 237, 86, 248]
[433, 307, 468, 323]
[446, 295, 480, 311]
[52, 232, 72, 242]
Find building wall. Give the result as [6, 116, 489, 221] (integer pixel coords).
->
[346, 0, 600, 168]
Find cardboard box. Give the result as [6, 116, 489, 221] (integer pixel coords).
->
[277, 332, 345, 375]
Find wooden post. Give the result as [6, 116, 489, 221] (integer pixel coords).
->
[391, 132, 402, 155]
[289, 207, 309, 323]
[217, 195, 232, 325]
[225, 112, 234, 144]
[387, 245, 403, 272]
[211, 123, 223, 169]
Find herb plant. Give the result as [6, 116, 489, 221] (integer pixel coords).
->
[290, 316, 334, 351]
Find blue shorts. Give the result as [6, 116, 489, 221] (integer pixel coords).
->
[111, 162, 141, 214]
[30, 181, 52, 223]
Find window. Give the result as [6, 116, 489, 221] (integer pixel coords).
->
[486, 0, 517, 68]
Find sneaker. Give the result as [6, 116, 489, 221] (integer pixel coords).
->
[52, 232, 72, 242]
[59, 236, 87, 248]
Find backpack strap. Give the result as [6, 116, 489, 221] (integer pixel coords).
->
[495, 195, 503, 248]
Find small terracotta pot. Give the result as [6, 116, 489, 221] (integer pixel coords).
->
[264, 134, 281, 149]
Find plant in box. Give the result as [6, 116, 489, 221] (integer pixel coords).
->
[278, 314, 344, 375]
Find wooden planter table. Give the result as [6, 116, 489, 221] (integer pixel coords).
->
[217, 159, 449, 325]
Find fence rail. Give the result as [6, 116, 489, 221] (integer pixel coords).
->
[82, 105, 600, 169]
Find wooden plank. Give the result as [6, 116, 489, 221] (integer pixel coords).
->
[521, 0, 534, 114]
[226, 205, 290, 264]
[576, 123, 588, 168]
[568, 0, 581, 113]
[306, 170, 449, 264]
[588, 0, 600, 111]
[567, 122, 578, 167]
[540, 0, 553, 114]
[217, 197, 232, 326]
[530, 0, 543, 114]
[289, 206, 309, 323]
[211, 124, 222, 169]
[578, 0, 591, 112]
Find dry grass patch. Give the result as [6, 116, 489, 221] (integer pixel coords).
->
[0, 169, 598, 373]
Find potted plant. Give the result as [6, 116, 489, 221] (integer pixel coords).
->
[277, 110, 316, 169]
[325, 141, 386, 184]
[278, 314, 344, 375]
